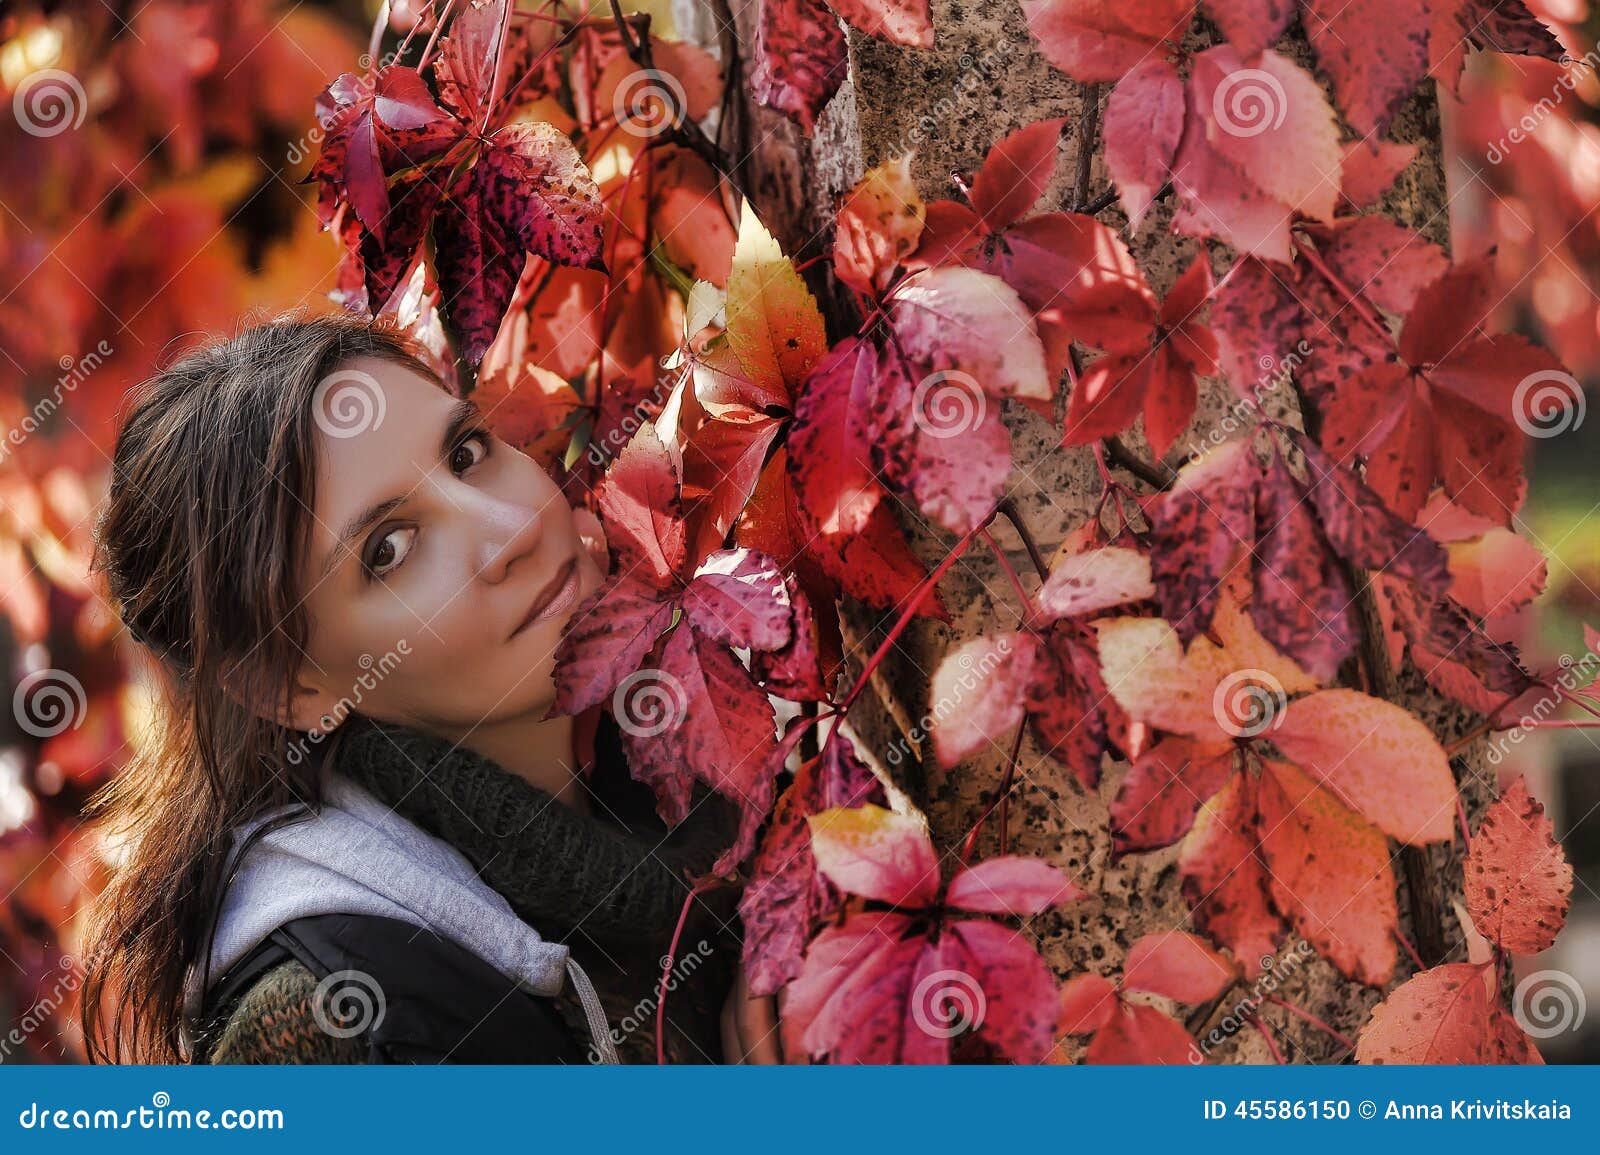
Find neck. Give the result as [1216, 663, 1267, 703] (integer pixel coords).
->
[434, 709, 591, 816]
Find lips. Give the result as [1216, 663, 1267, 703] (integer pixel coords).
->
[508, 555, 580, 640]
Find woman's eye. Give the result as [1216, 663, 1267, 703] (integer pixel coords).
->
[451, 428, 492, 474]
[365, 525, 417, 582]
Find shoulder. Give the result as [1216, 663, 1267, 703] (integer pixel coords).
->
[206, 960, 368, 1064]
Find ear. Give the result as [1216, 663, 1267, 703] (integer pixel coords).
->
[221, 659, 347, 734]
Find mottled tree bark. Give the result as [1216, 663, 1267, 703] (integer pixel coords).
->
[676, 0, 1495, 1062]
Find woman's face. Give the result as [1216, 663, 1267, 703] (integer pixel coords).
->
[281, 354, 605, 736]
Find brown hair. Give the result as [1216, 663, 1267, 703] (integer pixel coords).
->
[81, 310, 441, 1063]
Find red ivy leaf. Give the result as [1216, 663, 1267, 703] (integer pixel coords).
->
[1464, 776, 1573, 955]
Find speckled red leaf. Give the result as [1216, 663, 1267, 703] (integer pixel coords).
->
[739, 732, 888, 995]
[945, 856, 1084, 916]
[1123, 931, 1237, 1003]
[1024, 624, 1116, 790]
[1149, 440, 1256, 641]
[930, 632, 1042, 768]
[1274, 688, 1456, 845]
[751, 0, 849, 129]
[1251, 450, 1358, 682]
[1021, 0, 1197, 83]
[833, 155, 926, 297]
[1356, 962, 1542, 1063]
[969, 118, 1068, 233]
[1035, 546, 1155, 623]
[1058, 972, 1118, 1034]
[809, 803, 941, 907]
[1339, 141, 1418, 210]
[680, 548, 793, 652]
[1292, 430, 1449, 592]
[826, 0, 934, 46]
[875, 346, 1015, 536]
[890, 267, 1052, 401]
[788, 338, 889, 539]
[547, 574, 676, 718]
[1086, 1002, 1203, 1064]
[1103, 57, 1186, 231]
[782, 910, 925, 1062]
[749, 574, 831, 702]
[652, 622, 780, 819]
[1431, 0, 1564, 96]
[1180, 773, 1281, 978]
[1375, 576, 1542, 718]
[1303, 0, 1429, 135]
[1203, 0, 1294, 57]
[1111, 738, 1236, 856]
[596, 422, 687, 589]
[1465, 777, 1573, 955]
[433, 123, 605, 364]
[938, 918, 1063, 1062]
[1256, 759, 1398, 987]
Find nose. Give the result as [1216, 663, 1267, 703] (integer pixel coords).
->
[475, 494, 550, 585]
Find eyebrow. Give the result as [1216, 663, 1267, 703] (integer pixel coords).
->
[316, 396, 484, 583]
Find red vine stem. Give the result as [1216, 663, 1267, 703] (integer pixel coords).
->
[1263, 994, 1357, 1052]
[1291, 232, 1392, 346]
[657, 877, 721, 1065]
[1241, 1009, 1286, 1064]
[833, 513, 994, 719]
[960, 723, 1027, 864]
[1395, 929, 1426, 972]
[980, 526, 1035, 612]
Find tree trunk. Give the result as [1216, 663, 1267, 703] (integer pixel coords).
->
[676, 0, 1497, 1062]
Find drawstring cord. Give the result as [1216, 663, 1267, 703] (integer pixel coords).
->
[565, 957, 620, 1064]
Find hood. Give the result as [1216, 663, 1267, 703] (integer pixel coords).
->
[184, 771, 619, 1063]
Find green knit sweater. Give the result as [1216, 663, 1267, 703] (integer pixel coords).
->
[203, 715, 742, 1064]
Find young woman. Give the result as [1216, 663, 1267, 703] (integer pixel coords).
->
[81, 312, 780, 1064]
